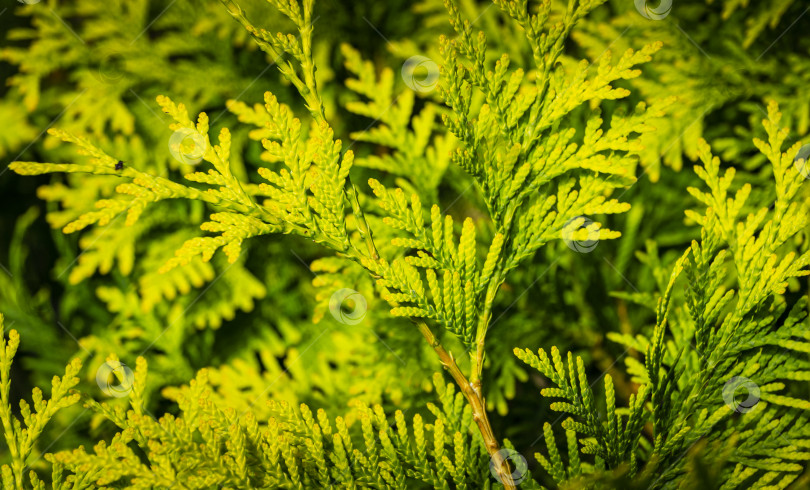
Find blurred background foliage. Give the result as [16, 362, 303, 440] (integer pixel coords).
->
[0, 0, 808, 484]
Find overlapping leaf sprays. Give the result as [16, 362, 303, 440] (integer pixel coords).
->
[6, 0, 670, 486]
[525, 103, 810, 487]
[8, 0, 806, 488]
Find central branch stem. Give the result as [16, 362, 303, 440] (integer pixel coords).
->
[348, 178, 515, 487]
[415, 320, 517, 489]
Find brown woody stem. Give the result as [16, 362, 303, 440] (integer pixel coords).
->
[415, 320, 517, 489]
[348, 179, 514, 487]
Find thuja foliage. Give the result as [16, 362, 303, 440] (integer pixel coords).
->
[572, 0, 810, 180]
[0, 0, 441, 433]
[1, 0, 809, 488]
[524, 101, 810, 487]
